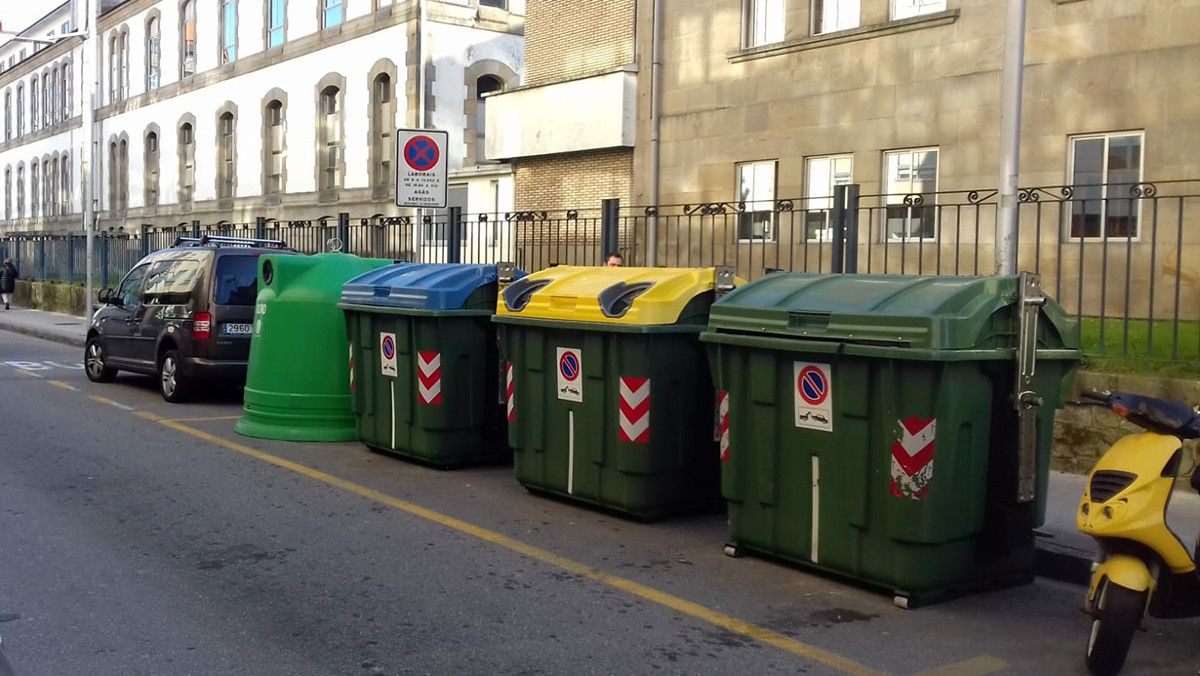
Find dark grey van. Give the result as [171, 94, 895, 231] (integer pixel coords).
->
[84, 236, 295, 402]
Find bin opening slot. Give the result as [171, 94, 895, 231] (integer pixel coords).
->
[599, 281, 655, 319]
[715, 327, 911, 348]
[503, 277, 551, 312]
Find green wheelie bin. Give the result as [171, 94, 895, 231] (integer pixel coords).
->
[340, 263, 524, 468]
[494, 265, 737, 519]
[701, 273, 1081, 607]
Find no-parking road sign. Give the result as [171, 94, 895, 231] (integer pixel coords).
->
[395, 129, 448, 208]
[794, 362, 833, 432]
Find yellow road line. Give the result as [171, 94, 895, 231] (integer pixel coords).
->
[13, 369, 43, 378]
[154, 416, 883, 676]
[48, 380, 79, 391]
[912, 655, 1008, 676]
[161, 415, 243, 423]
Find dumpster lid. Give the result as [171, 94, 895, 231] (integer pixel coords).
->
[707, 274, 1080, 351]
[496, 266, 722, 326]
[341, 263, 523, 311]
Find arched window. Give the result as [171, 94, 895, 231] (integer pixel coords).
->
[475, 74, 503, 164]
[46, 158, 55, 217]
[41, 70, 51, 126]
[217, 110, 236, 199]
[220, 0, 238, 64]
[61, 61, 71, 118]
[178, 120, 195, 204]
[30, 76, 38, 132]
[263, 98, 285, 195]
[60, 153, 71, 214]
[145, 130, 159, 207]
[146, 15, 161, 90]
[120, 29, 129, 99]
[265, 0, 286, 47]
[30, 160, 39, 218]
[3, 166, 10, 219]
[16, 164, 25, 218]
[15, 84, 23, 135]
[369, 72, 394, 189]
[107, 140, 117, 212]
[118, 138, 128, 211]
[4, 91, 10, 141]
[322, 0, 345, 29]
[317, 85, 343, 191]
[49, 69, 58, 124]
[180, 1, 197, 78]
[108, 34, 119, 102]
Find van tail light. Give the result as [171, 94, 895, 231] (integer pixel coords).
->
[193, 312, 212, 341]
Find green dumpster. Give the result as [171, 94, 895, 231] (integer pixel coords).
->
[494, 265, 736, 519]
[236, 253, 391, 442]
[701, 273, 1081, 606]
[340, 263, 524, 468]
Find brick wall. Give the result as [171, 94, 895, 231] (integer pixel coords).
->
[514, 149, 633, 211]
[523, 0, 635, 87]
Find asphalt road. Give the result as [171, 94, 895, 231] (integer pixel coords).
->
[1, 329, 1197, 675]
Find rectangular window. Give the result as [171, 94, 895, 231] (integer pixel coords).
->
[735, 160, 777, 241]
[1068, 131, 1144, 239]
[883, 148, 939, 240]
[804, 155, 854, 241]
[219, 115, 235, 199]
[323, 0, 345, 29]
[892, 0, 946, 21]
[181, 2, 197, 78]
[30, 162, 39, 218]
[267, 0, 286, 47]
[480, 0, 508, 7]
[266, 103, 284, 194]
[147, 18, 161, 90]
[221, 0, 238, 64]
[744, 0, 784, 47]
[814, 0, 859, 34]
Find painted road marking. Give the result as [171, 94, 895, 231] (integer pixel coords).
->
[42, 377, 1005, 676]
[146, 415, 882, 675]
[47, 380, 79, 392]
[88, 395, 135, 411]
[161, 415, 243, 423]
[912, 655, 1007, 676]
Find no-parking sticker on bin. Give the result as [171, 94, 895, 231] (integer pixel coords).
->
[556, 348, 583, 403]
[380, 333, 398, 378]
[794, 362, 833, 432]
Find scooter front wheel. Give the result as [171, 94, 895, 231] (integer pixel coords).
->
[1085, 580, 1146, 676]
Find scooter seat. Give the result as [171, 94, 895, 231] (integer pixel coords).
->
[1111, 392, 1200, 439]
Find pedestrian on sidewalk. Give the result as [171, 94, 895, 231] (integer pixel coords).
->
[1, 258, 18, 310]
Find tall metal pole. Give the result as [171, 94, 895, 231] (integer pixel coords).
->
[80, 0, 99, 317]
[994, 0, 1027, 276]
[646, 0, 663, 267]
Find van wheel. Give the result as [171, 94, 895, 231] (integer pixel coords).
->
[84, 337, 117, 383]
[1085, 581, 1146, 676]
[159, 350, 192, 403]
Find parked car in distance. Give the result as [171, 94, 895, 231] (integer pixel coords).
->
[85, 235, 297, 402]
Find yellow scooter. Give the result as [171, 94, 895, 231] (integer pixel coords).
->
[1076, 390, 1200, 675]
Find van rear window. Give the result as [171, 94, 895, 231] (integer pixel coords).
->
[214, 255, 261, 306]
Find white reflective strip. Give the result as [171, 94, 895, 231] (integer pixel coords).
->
[567, 410, 575, 495]
[418, 380, 442, 403]
[811, 456, 820, 565]
[619, 378, 650, 407]
[619, 409, 650, 441]
[418, 352, 442, 377]
[390, 380, 396, 450]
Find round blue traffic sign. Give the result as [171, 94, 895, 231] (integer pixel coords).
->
[559, 352, 580, 382]
[403, 135, 440, 172]
[382, 335, 396, 360]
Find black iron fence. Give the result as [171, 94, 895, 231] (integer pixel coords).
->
[3, 180, 1196, 372]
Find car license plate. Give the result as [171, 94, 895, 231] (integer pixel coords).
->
[222, 323, 253, 336]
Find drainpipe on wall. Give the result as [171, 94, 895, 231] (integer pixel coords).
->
[647, 0, 663, 267]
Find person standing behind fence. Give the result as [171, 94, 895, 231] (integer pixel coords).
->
[0, 258, 18, 310]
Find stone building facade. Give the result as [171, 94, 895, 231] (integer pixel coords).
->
[0, 0, 525, 240]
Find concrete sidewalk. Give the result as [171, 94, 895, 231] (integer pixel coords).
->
[0, 305, 88, 347]
[1, 305, 1197, 585]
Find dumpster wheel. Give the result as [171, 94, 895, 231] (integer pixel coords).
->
[723, 543, 745, 558]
